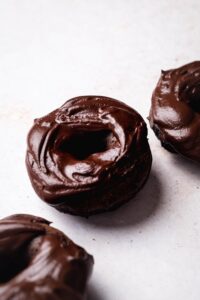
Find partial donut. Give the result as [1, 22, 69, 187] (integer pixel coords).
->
[26, 96, 152, 216]
[149, 61, 200, 162]
[0, 214, 93, 300]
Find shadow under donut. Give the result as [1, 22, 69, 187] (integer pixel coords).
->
[87, 285, 103, 300]
[171, 154, 200, 178]
[79, 169, 163, 229]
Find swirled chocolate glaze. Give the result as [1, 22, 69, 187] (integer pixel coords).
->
[149, 61, 200, 162]
[0, 214, 93, 300]
[26, 96, 152, 216]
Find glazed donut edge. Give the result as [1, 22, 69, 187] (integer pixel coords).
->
[0, 214, 94, 300]
[149, 61, 200, 163]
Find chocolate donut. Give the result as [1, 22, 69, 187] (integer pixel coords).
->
[149, 61, 200, 162]
[26, 96, 152, 216]
[0, 214, 93, 300]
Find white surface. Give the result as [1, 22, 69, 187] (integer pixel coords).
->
[0, 1, 199, 299]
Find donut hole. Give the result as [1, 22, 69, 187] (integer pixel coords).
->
[181, 84, 200, 113]
[58, 129, 116, 160]
[0, 251, 29, 283]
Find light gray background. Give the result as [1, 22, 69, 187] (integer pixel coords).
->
[0, 1, 199, 299]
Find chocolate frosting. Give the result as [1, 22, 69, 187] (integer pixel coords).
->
[26, 96, 152, 216]
[0, 214, 93, 300]
[149, 61, 200, 162]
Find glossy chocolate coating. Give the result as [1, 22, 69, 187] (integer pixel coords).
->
[149, 61, 200, 162]
[26, 96, 152, 216]
[0, 214, 93, 300]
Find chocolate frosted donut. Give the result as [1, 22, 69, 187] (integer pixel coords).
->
[149, 61, 200, 162]
[26, 96, 152, 216]
[0, 214, 93, 300]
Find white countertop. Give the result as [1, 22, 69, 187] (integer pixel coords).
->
[0, 1, 199, 299]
